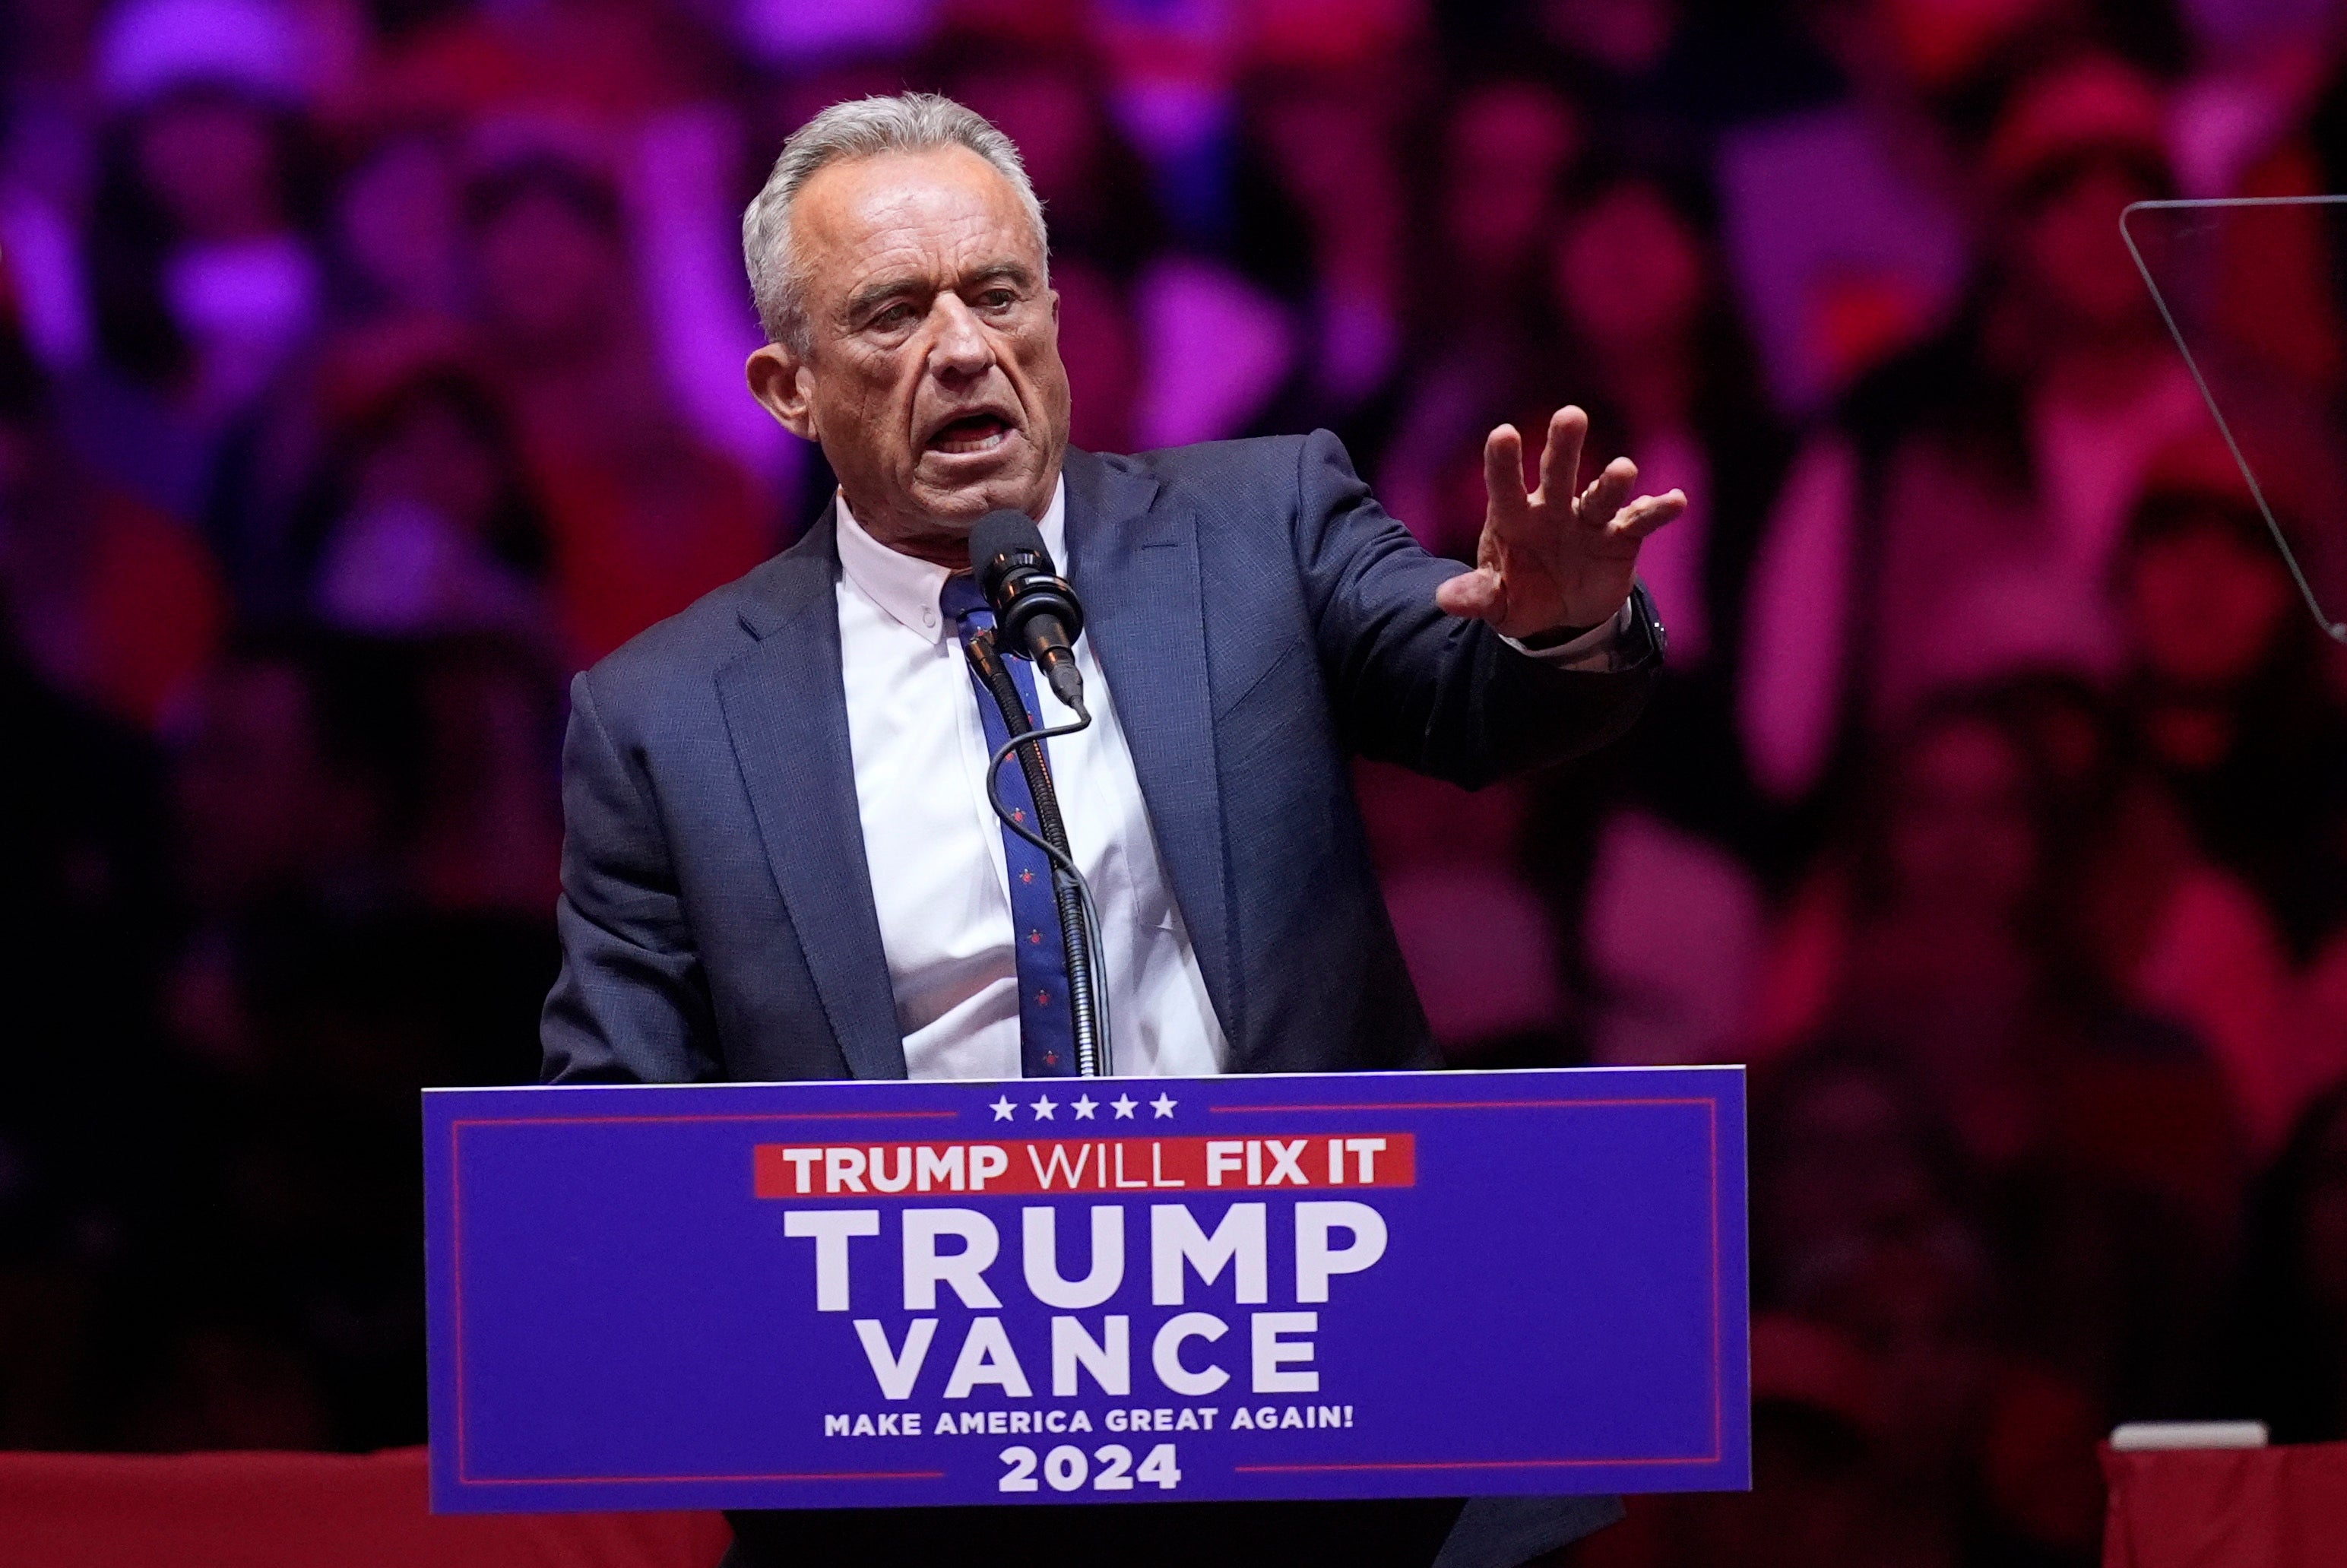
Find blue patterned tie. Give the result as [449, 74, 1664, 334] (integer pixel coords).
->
[940, 574, 1078, 1078]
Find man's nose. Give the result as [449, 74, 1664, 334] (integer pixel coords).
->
[925, 295, 994, 380]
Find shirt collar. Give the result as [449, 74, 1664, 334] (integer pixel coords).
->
[834, 475, 1068, 645]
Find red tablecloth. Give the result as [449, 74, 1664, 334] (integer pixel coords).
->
[2102, 1440, 2347, 1568]
[0, 1446, 733, 1567]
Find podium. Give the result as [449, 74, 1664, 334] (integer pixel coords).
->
[423, 1066, 1750, 1514]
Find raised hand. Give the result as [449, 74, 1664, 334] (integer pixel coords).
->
[1433, 406, 1686, 641]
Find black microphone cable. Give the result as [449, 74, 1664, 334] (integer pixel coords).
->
[965, 628, 1115, 1076]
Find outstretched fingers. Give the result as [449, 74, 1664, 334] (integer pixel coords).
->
[1448, 407, 1686, 626]
[1447, 422, 1537, 623]
[1609, 489, 1690, 544]
[1535, 406, 1588, 508]
[1577, 456, 1639, 531]
[1482, 423, 1529, 523]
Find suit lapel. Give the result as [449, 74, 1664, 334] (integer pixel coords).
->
[1060, 449, 1243, 1049]
[715, 509, 908, 1080]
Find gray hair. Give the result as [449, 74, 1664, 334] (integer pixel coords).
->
[742, 92, 1049, 353]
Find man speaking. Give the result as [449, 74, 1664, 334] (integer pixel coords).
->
[542, 93, 1680, 1568]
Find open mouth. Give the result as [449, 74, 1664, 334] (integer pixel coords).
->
[926, 412, 1015, 455]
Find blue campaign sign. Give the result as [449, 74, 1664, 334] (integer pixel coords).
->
[424, 1066, 1749, 1514]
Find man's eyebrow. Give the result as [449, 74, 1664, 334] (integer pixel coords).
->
[844, 261, 1039, 322]
[844, 275, 929, 322]
[962, 261, 1037, 291]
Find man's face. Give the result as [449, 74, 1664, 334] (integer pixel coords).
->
[748, 146, 1069, 565]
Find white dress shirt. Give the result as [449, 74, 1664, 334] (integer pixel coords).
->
[834, 477, 1642, 1083]
[835, 479, 1230, 1081]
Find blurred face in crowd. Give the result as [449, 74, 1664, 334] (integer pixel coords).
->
[357, 395, 503, 537]
[339, 137, 464, 315]
[135, 89, 284, 242]
[1555, 180, 1705, 353]
[476, 187, 626, 354]
[1767, 1069, 1943, 1265]
[2124, 515, 2294, 692]
[1443, 81, 1579, 282]
[1760, 1065, 1995, 1490]
[1875, 0, 2054, 90]
[1258, 84, 1398, 236]
[174, 660, 340, 905]
[2015, 157, 2164, 338]
[1546, 0, 1680, 74]
[953, 67, 1094, 207]
[747, 146, 1069, 565]
[1885, 717, 2040, 923]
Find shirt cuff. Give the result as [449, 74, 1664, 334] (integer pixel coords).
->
[1503, 597, 1639, 673]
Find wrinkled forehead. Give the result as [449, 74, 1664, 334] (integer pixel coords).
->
[793, 146, 1045, 303]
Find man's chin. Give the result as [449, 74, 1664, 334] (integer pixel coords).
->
[912, 454, 1049, 522]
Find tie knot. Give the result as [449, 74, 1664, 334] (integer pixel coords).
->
[939, 572, 990, 629]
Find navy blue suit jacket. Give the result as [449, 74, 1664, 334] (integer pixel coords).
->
[540, 432, 1659, 1567]
[543, 432, 1659, 1088]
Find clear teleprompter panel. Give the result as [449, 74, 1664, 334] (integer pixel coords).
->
[2126, 195, 2347, 640]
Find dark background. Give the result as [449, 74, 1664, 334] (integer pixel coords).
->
[6, 0, 2347, 1563]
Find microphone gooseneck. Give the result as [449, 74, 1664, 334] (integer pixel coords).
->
[971, 509, 1088, 719]
[962, 511, 1110, 1072]
[963, 627, 1113, 1077]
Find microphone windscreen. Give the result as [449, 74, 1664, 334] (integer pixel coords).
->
[971, 508, 1053, 601]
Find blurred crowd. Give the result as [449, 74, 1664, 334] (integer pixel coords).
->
[7, 0, 2347, 1561]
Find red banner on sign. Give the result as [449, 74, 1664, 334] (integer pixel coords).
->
[752, 1135, 1417, 1200]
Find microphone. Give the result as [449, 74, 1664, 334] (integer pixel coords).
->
[970, 508, 1087, 717]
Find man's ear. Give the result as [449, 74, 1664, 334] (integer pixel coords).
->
[746, 343, 818, 441]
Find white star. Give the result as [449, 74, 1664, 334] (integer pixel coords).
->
[990, 1095, 1017, 1122]
[1111, 1095, 1138, 1120]
[1151, 1094, 1177, 1119]
[1031, 1095, 1058, 1120]
[1072, 1094, 1098, 1120]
